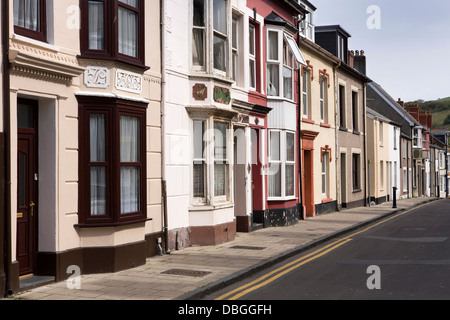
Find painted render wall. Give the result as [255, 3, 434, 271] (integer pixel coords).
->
[7, 0, 162, 257]
[298, 40, 337, 215]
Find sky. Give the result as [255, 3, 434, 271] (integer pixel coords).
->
[313, 0, 450, 102]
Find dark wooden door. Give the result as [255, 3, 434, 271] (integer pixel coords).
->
[17, 99, 38, 276]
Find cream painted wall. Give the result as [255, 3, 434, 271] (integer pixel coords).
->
[299, 44, 337, 205]
[8, 0, 162, 255]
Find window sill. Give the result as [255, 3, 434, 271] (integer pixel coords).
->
[339, 127, 348, 132]
[12, 33, 58, 51]
[352, 189, 362, 193]
[189, 203, 234, 211]
[353, 130, 361, 135]
[320, 122, 331, 128]
[268, 196, 297, 202]
[75, 217, 151, 228]
[321, 198, 333, 204]
[302, 118, 315, 124]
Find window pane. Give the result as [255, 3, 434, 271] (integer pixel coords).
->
[286, 133, 295, 162]
[249, 25, 255, 55]
[214, 121, 228, 160]
[120, 0, 138, 8]
[90, 114, 106, 162]
[214, 35, 227, 71]
[14, 0, 41, 31]
[270, 131, 280, 161]
[91, 167, 106, 216]
[267, 64, 279, 96]
[120, 167, 140, 214]
[285, 164, 294, 197]
[268, 163, 281, 197]
[193, 0, 205, 27]
[214, 163, 226, 197]
[120, 116, 140, 163]
[213, 0, 227, 35]
[232, 17, 237, 49]
[249, 60, 256, 89]
[268, 31, 278, 60]
[193, 120, 205, 159]
[193, 162, 205, 198]
[193, 28, 205, 67]
[119, 6, 138, 57]
[283, 66, 292, 99]
[88, 1, 105, 50]
[322, 154, 327, 195]
[17, 102, 34, 129]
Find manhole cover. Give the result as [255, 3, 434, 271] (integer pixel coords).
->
[230, 245, 266, 251]
[161, 269, 211, 277]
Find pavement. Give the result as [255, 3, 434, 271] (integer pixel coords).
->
[7, 196, 444, 300]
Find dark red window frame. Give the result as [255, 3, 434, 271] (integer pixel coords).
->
[77, 96, 148, 227]
[13, 0, 47, 42]
[79, 0, 146, 68]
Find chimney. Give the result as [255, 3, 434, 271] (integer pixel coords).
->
[348, 50, 355, 68]
[354, 50, 366, 75]
[427, 111, 432, 130]
[397, 98, 404, 108]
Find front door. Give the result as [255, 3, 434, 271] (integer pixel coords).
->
[17, 99, 38, 276]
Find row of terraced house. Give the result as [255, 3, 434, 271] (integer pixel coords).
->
[0, 0, 449, 296]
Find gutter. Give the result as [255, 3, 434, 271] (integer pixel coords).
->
[1, 0, 12, 296]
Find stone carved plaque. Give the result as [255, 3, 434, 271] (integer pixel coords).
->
[115, 69, 143, 94]
[84, 66, 110, 88]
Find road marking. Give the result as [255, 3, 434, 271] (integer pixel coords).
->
[215, 238, 353, 300]
[215, 200, 441, 300]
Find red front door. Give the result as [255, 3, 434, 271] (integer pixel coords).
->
[17, 99, 38, 276]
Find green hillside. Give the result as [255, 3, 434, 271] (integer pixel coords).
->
[407, 97, 450, 130]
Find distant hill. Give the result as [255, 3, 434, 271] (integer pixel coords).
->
[407, 97, 450, 130]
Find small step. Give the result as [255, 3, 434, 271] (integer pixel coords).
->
[19, 275, 55, 292]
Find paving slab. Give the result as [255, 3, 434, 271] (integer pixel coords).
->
[6, 197, 442, 301]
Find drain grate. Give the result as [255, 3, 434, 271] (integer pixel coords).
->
[161, 269, 211, 278]
[230, 245, 266, 251]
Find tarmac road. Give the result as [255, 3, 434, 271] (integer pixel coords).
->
[207, 199, 450, 300]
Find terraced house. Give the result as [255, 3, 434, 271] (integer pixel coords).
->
[1, 0, 163, 295]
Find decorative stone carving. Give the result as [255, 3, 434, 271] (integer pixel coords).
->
[193, 83, 207, 101]
[213, 86, 231, 105]
[115, 69, 143, 94]
[84, 66, 110, 88]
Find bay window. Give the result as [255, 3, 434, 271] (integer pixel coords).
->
[192, 0, 206, 68]
[78, 97, 147, 226]
[268, 130, 296, 199]
[81, 0, 145, 67]
[192, 118, 231, 205]
[13, 0, 46, 42]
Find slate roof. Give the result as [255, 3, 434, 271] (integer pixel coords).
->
[367, 82, 421, 139]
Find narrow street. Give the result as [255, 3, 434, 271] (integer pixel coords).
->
[208, 199, 450, 300]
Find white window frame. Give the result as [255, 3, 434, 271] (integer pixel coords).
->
[191, 117, 232, 206]
[268, 129, 296, 200]
[191, 0, 232, 77]
[266, 27, 298, 101]
[249, 23, 256, 90]
[320, 76, 327, 123]
[321, 151, 329, 199]
[302, 68, 310, 119]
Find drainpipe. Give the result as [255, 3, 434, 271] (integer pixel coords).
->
[160, 0, 170, 254]
[2, 0, 12, 296]
[363, 82, 368, 206]
[333, 61, 341, 211]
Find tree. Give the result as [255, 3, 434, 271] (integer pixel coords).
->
[444, 114, 450, 125]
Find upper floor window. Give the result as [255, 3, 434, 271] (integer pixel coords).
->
[13, 0, 47, 42]
[320, 77, 328, 123]
[300, 12, 314, 41]
[80, 0, 145, 67]
[352, 91, 359, 131]
[302, 68, 310, 118]
[192, 0, 231, 77]
[267, 29, 300, 100]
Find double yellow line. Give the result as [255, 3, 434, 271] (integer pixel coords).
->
[215, 200, 437, 300]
